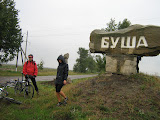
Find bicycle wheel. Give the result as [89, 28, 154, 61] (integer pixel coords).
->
[5, 97, 22, 105]
[24, 84, 34, 99]
[14, 82, 22, 95]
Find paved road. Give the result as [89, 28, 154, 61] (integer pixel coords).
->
[0, 75, 97, 83]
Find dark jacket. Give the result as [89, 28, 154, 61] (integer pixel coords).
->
[55, 55, 69, 84]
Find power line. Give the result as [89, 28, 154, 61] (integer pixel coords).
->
[29, 33, 85, 37]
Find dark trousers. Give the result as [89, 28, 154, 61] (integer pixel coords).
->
[31, 78, 38, 92]
[136, 62, 139, 73]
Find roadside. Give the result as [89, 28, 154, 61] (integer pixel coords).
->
[0, 74, 97, 83]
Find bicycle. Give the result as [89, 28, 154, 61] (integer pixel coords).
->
[0, 82, 22, 105]
[14, 75, 34, 99]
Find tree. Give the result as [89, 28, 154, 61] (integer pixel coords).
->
[95, 54, 106, 72]
[86, 54, 97, 73]
[73, 47, 97, 73]
[105, 18, 117, 32]
[105, 18, 131, 31]
[0, 0, 22, 63]
[73, 48, 89, 73]
[118, 18, 131, 30]
[37, 60, 44, 70]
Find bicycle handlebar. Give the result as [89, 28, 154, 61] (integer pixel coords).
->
[25, 75, 35, 79]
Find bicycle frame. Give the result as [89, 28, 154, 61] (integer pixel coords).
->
[0, 82, 22, 104]
[14, 77, 34, 98]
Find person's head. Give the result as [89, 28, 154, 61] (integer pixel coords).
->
[57, 55, 65, 64]
[28, 54, 33, 61]
[58, 60, 62, 63]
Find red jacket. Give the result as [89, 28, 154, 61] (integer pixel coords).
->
[23, 61, 38, 76]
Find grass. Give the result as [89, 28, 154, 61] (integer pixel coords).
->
[0, 77, 93, 120]
[0, 64, 91, 76]
[0, 73, 160, 119]
[70, 73, 160, 119]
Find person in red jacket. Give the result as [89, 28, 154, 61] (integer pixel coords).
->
[23, 54, 39, 94]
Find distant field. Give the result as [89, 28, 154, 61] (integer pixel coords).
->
[0, 64, 86, 76]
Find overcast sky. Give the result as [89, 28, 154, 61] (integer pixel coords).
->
[9, 0, 160, 76]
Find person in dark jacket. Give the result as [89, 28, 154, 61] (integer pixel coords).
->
[55, 55, 69, 106]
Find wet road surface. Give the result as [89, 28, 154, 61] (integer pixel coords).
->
[0, 75, 97, 84]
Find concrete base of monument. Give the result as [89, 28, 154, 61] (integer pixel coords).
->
[105, 54, 137, 75]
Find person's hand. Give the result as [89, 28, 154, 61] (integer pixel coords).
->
[25, 74, 29, 78]
[63, 80, 67, 85]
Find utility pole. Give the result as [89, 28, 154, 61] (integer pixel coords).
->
[16, 52, 19, 72]
[24, 31, 28, 63]
[15, 32, 28, 71]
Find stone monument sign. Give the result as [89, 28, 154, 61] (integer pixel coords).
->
[89, 24, 160, 75]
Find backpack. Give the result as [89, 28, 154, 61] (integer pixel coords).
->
[26, 61, 36, 65]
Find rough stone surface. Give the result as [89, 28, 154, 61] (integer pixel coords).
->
[120, 57, 137, 75]
[89, 24, 160, 56]
[105, 55, 137, 75]
[105, 56, 117, 73]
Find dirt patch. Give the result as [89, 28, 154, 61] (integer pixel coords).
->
[71, 74, 160, 119]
